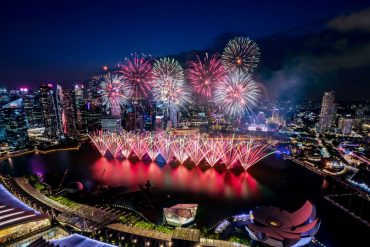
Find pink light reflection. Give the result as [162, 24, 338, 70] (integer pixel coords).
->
[91, 157, 262, 199]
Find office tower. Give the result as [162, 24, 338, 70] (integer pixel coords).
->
[353, 107, 364, 130]
[0, 87, 10, 141]
[319, 91, 335, 132]
[86, 101, 102, 131]
[338, 118, 353, 135]
[74, 84, 87, 134]
[55, 84, 64, 137]
[22, 89, 44, 128]
[2, 98, 29, 149]
[257, 111, 266, 124]
[62, 88, 77, 137]
[86, 79, 102, 132]
[39, 84, 59, 140]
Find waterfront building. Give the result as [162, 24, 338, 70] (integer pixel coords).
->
[1, 98, 30, 149]
[319, 91, 336, 132]
[0, 184, 51, 245]
[23, 90, 44, 128]
[39, 84, 60, 140]
[62, 88, 78, 137]
[246, 201, 320, 247]
[55, 84, 64, 137]
[74, 84, 87, 134]
[163, 204, 198, 226]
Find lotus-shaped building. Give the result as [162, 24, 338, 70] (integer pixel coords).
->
[246, 201, 320, 247]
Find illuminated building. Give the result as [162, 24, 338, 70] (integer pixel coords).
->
[86, 80, 102, 132]
[62, 88, 78, 137]
[246, 201, 320, 247]
[23, 89, 44, 128]
[163, 204, 198, 226]
[338, 117, 353, 136]
[257, 111, 266, 124]
[1, 98, 30, 149]
[0, 87, 10, 142]
[55, 84, 65, 137]
[272, 108, 279, 121]
[74, 84, 87, 134]
[39, 84, 60, 140]
[0, 185, 51, 245]
[319, 91, 336, 132]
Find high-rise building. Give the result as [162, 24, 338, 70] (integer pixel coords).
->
[0, 87, 10, 141]
[1, 98, 29, 149]
[55, 84, 64, 137]
[338, 118, 353, 135]
[74, 84, 87, 134]
[257, 111, 266, 124]
[39, 84, 59, 140]
[319, 91, 336, 132]
[86, 101, 102, 132]
[22, 89, 44, 128]
[62, 88, 77, 137]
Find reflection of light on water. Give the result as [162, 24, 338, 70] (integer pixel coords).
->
[8, 158, 14, 169]
[91, 157, 263, 199]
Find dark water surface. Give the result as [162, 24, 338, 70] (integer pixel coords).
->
[0, 144, 367, 246]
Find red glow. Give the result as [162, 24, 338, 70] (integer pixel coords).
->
[92, 158, 261, 199]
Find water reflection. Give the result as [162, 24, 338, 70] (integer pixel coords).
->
[91, 157, 262, 199]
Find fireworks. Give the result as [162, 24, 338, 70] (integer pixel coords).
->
[100, 73, 132, 116]
[152, 58, 192, 110]
[118, 53, 154, 98]
[187, 53, 226, 99]
[153, 57, 184, 81]
[89, 131, 274, 171]
[222, 37, 260, 73]
[213, 72, 262, 118]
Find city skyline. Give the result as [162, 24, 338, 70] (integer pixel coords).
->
[1, 1, 370, 100]
[0, 2, 369, 247]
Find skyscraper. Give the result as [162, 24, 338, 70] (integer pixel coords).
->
[62, 88, 77, 137]
[319, 92, 336, 132]
[338, 118, 353, 136]
[74, 84, 87, 134]
[23, 89, 44, 128]
[39, 84, 59, 140]
[2, 98, 29, 149]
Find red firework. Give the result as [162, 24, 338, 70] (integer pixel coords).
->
[187, 53, 226, 99]
[119, 53, 153, 98]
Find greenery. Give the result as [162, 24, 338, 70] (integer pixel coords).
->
[155, 225, 173, 234]
[134, 220, 156, 229]
[50, 195, 77, 207]
[25, 174, 50, 194]
[229, 236, 251, 245]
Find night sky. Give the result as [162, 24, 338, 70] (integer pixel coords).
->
[1, 0, 370, 100]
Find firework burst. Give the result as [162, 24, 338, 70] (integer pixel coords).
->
[153, 76, 192, 111]
[118, 53, 153, 98]
[152, 58, 191, 110]
[187, 53, 226, 99]
[100, 73, 132, 116]
[153, 57, 184, 81]
[213, 72, 262, 118]
[222, 37, 260, 73]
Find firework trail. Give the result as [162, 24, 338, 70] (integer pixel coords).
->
[89, 131, 274, 171]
